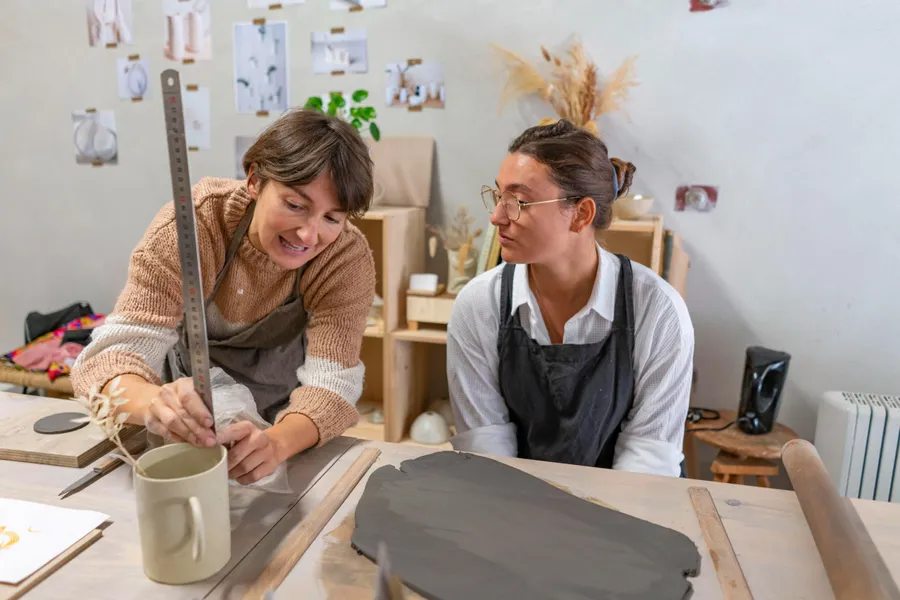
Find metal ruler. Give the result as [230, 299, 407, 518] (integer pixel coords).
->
[160, 69, 214, 426]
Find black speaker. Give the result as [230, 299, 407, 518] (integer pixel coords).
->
[737, 346, 791, 435]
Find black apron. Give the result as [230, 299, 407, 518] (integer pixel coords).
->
[497, 255, 635, 468]
[166, 201, 309, 424]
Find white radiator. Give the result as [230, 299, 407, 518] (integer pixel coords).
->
[814, 391, 900, 501]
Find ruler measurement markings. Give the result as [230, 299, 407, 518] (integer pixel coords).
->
[160, 69, 215, 427]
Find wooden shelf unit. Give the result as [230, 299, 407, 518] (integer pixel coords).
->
[348, 206, 425, 442]
[601, 214, 666, 275]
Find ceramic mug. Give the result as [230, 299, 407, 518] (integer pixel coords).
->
[134, 443, 231, 584]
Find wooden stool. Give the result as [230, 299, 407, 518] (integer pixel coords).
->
[685, 408, 799, 485]
[711, 451, 779, 487]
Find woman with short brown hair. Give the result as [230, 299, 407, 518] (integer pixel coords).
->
[72, 108, 376, 484]
[447, 119, 694, 477]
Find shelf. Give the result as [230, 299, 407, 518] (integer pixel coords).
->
[608, 214, 662, 234]
[358, 206, 423, 221]
[345, 420, 453, 450]
[364, 321, 384, 338]
[392, 328, 448, 345]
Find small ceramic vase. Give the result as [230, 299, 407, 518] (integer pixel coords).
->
[410, 411, 451, 445]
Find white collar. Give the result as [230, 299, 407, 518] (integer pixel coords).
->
[511, 242, 619, 322]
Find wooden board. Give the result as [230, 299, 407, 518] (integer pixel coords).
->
[0, 528, 103, 600]
[0, 395, 140, 468]
[689, 486, 753, 600]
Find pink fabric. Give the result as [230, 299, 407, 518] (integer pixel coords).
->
[12, 341, 84, 372]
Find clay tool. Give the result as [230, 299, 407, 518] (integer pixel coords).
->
[58, 436, 148, 499]
[688, 486, 753, 600]
[374, 542, 405, 600]
[160, 68, 215, 429]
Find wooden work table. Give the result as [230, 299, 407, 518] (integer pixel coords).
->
[2, 394, 900, 599]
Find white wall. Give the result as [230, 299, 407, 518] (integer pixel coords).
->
[2, 0, 899, 442]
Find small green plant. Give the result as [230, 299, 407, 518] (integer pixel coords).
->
[304, 90, 380, 141]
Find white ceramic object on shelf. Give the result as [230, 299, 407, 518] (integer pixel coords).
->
[409, 273, 439, 293]
[612, 194, 654, 220]
[410, 411, 451, 445]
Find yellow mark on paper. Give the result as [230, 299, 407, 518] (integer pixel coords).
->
[0, 526, 21, 549]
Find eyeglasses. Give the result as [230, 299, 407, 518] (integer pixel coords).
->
[480, 185, 582, 222]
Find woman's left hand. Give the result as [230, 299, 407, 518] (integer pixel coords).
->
[217, 421, 285, 484]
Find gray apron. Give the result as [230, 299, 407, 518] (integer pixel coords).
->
[166, 201, 309, 424]
[496, 255, 636, 468]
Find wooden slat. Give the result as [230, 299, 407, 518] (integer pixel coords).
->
[781, 439, 900, 600]
[688, 486, 753, 600]
[242, 448, 382, 599]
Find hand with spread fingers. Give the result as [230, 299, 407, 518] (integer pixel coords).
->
[217, 420, 285, 484]
[144, 377, 217, 448]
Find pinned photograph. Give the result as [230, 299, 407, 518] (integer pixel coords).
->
[310, 29, 368, 74]
[248, 0, 304, 6]
[162, 0, 212, 62]
[86, 0, 133, 47]
[235, 135, 257, 178]
[330, 0, 386, 9]
[72, 110, 118, 165]
[385, 61, 445, 109]
[234, 22, 289, 114]
[116, 57, 150, 100]
[183, 86, 211, 149]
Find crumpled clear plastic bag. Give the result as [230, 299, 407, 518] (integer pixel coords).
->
[208, 367, 293, 495]
[146, 367, 294, 495]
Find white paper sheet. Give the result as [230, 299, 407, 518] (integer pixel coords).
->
[0, 498, 109, 584]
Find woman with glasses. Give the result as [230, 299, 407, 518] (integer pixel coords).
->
[446, 119, 693, 476]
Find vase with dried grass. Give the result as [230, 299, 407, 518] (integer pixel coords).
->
[491, 38, 638, 137]
[428, 206, 483, 294]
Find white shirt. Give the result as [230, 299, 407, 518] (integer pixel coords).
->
[446, 243, 694, 477]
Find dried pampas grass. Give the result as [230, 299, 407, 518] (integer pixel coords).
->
[75, 376, 147, 476]
[491, 38, 638, 135]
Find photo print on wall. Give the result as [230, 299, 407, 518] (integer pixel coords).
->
[386, 61, 445, 109]
[233, 21, 289, 114]
[72, 110, 118, 165]
[86, 0, 133, 47]
[116, 57, 150, 100]
[311, 29, 368, 74]
[183, 86, 211, 149]
[162, 0, 212, 62]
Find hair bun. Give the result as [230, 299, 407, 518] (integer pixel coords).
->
[610, 158, 636, 199]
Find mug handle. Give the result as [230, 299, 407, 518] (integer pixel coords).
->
[188, 496, 205, 562]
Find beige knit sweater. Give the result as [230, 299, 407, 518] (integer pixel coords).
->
[71, 177, 376, 445]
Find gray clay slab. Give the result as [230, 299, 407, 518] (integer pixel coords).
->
[33, 412, 90, 434]
[351, 451, 700, 600]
